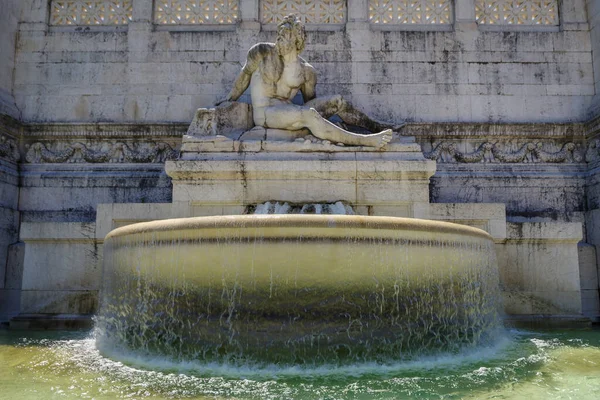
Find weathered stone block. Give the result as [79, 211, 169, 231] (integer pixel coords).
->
[187, 101, 253, 137]
[20, 290, 98, 314]
[497, 221, 583, 315]
[19, 164, 172, 217]
[19, 221, 99, 314]
[427, 203, 507, 240]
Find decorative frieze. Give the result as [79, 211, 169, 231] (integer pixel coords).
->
[405, 123, 586, 138]
[50, 0, 133, 25]
[584, 140, 600, 164]
[475, 0, 559, 25]
[424, 141, 583, 163]
[24, 141, 178, 164]
[154, 0, 239, 25]
[261, 0, 346, 24]
[368, 0, 453, 24]
[587, 114, 600, 140]
[0, 135, 20, 162]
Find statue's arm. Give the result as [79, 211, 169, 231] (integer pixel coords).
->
[217, 43, 269, 105]
[301, 63, 317, 103]
[221, 71, 252, 103]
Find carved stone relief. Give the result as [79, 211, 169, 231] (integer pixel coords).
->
[24, 141, 178, 164]
[261, 0, 346, 24]
[154, 0, 239, 24]
[369, 0, 452, 24]
[0, 135, 20, 162]
[423, 141, 583, 163]
[50, 0, 133, 25]
[475, 0, 559, 26]
[187, 102, 253, 138]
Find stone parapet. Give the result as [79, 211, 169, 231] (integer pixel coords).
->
[422, 203, 506, 240]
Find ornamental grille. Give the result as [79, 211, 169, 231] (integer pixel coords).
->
[50, 0, 132, 25]
[475, 0, 559, 25]
[369, 0, 453, 24]
[261, 0, 347, 24]
[154, 0, 240, 24]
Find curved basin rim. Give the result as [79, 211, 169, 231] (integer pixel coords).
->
[104, 215, 493, 242]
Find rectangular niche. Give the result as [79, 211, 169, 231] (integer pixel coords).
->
[261, 0, 347, 25]
[50, 0, 133, 25]
[368, 0, 454, 25]
[154, 0, 240, 25]
[475, 0, 559, 25]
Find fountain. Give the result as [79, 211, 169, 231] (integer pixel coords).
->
[96, 214, 501, 365]
[95, 14, 502, 366]
[2, 6, 599, 400]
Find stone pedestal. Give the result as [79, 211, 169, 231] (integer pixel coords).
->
[166, 134, 436, 217]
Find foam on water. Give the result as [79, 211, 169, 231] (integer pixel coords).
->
[3, 329, 600, 399]
[94, 329, 514, 379]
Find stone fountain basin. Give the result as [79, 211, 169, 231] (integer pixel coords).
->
[99, 215, 500, 364]
[104, 214, 494, 283]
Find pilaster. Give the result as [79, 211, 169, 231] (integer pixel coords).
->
[240, 0, 260, 29]
[561, 0, 589, 31]
[455, 0, 477, 31]
[347, 0, 369, 30]
[18, 0, 49, 33]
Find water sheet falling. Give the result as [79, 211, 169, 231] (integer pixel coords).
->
[96, 215, 502, 367]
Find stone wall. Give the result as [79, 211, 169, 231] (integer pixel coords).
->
[12, 0, 594, 124]
[0, 116, 21, 320]
[0, 0, 22, 118]
[1, 0, 600, 322]
[410, 123, 588, 221]
[589, 0, 600, 113]
[19, 123, 180, 223]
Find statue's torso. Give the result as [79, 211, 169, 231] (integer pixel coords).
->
[250, 56, 305, 109]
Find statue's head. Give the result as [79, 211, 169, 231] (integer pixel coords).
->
[276, 14, 305, 55]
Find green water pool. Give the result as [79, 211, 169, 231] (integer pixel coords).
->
[1, 328, 599, 399]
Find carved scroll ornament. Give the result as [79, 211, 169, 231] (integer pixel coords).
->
[424, 141, 583, 164]
[0, 135, 20, 162]
[24, 141, 178, 164]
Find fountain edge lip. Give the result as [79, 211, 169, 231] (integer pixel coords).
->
[104, 214, 493, 242]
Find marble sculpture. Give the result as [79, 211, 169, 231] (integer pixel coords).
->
[212, 14, 402, 148]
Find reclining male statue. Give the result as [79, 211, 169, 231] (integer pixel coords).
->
[216, 14, 400, 149]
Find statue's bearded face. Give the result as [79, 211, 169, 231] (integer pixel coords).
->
[276, 16, 305, 55]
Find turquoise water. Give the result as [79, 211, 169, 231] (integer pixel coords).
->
[1, 328, 600, 399]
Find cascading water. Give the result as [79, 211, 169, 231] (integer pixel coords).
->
[96, 214, 502, 367]
[253, 201, 354, 215]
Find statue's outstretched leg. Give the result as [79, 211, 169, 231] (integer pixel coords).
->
[305, 95, 404, 133]
[260, 104, 392, 148]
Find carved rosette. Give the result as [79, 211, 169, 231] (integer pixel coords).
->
[0, 134, 20, 162]
[24, 141, 179, 164]
[423, 141, 584, 164]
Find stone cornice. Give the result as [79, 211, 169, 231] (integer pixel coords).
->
[0, 120, 597, 164]
[24, 123, 187, 139]
[404, 122, 586, 139]
[19, 122, 589, 140]
[586, 114, 600, 140]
